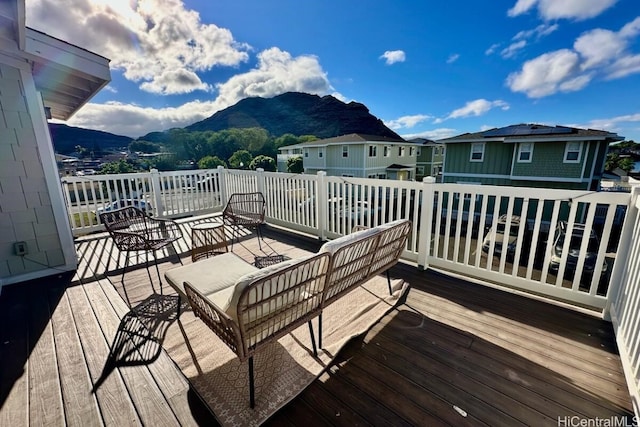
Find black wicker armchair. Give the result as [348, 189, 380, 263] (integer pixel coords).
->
[222, 192, 266, 250]
[99, 206, 183, 292]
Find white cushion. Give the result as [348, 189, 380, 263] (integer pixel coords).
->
[319, 226, 380, 255]
[164, 252, 258, 296]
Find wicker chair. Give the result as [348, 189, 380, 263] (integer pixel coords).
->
[222, 192, 266, 250]
[99, 206, 183, 292]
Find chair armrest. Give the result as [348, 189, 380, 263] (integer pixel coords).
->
[145, 217, 183, 240]
[184, 280, 245, 358]
[108, 229, 152, 251]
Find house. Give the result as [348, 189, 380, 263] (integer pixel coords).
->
[277, 133, 417, 180]
[408, 137, 445, 182]
[439, 123, 623, 190]
[0, 0, 110, 292]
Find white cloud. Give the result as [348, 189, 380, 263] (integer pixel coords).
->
[582, 113, 640, 131]
[485, 43, 501, 55]
[501, 41, 527, 59]
[401, 128, 458, 141]
[380, 50, 406, 65]
[507, 49, 589, 97]
[513, 23, 559, 40]
[447, 54, 460, 64]
[66, 47, 335, 137]
[508, 17, 640, 97]
[26, 0, 251, 95]
[385, 115, 432, 130]
[508, 0, 618, 21]
[435, 99, 510, 123]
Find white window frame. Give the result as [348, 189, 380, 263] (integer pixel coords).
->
[384, 146, 389, 157]
[399, 146, 405, 157]
[377, 173, 387, 179]
[368, 173, 377, 179]
[369, 145, 377, 157]
[564, 142, 583, 163]
[409, 147, 414, 156]
[470, 143, 485, 162]
[318, 148, 324, 158]
[304, 149, 309, 158]
[517, 142, 533, 163]
[342, 145, 349, 158]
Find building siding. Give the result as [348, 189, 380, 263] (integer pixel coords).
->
[511, 142, 584, 178]
[0, 63, 64, 279]
[445, 142, 513, 176]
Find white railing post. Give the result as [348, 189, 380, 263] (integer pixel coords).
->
[256, 168, 265, 195]
[218, 166, 228, 205]
[149, 168, 164, 217]
[604, 186, 640, 321]
[317, 171, 327, 240]
[417, 177, 436, 269]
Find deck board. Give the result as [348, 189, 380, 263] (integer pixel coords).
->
[0, 215, 634, 426]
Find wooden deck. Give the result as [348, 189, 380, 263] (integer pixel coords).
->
[0, 215, 635, 426]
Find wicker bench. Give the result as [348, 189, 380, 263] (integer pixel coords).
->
[164, 219, 411, 407]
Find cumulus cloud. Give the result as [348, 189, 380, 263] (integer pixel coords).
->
[66, 47, 335, 137]
[380, 50, 406, 65]
[507, 0, 617, 21]
[26, 0, 251, 95]
[508, 17, 640, 97]
[401, 128, 458, 141]
[580, 113, 640, 133]
[385, 114, 432, 130]
[434, 99, 510, 123]
[446, 54, 460, 64]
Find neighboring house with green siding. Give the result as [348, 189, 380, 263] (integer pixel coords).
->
[409, 138, 445, 182]
[439, 124, 623, 190]
[277, 133, 417, 180]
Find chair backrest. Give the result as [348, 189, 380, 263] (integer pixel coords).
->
[99, 206, 147, 231]
[223, 192, 266, 224]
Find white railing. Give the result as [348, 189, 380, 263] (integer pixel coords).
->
[607, 187, 640, 416]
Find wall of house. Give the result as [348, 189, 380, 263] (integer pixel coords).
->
[511, 141, 584, 179]
[443, 142, 513, 177]
[0, 60, 74, 288]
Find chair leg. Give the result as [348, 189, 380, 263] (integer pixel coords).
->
[387, 270, 392, 295]
[308, 320, 318, 357]
[248, 356, 255, 408]
[256, 225, 263, 251]
[176, 294, 182, 318]
[121, 252, 130, 285]
[152, 251, 163, 295]
[318, 313, 323, 349]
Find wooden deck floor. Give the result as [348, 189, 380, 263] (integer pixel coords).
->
[0, 216, 635, 426]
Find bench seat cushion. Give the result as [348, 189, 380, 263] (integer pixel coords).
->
[164, 252, 258, 297]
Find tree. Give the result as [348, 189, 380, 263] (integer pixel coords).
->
[129, 140, 161, 153]
[287, 156, 303, 173]
[99, 159, 136, 174]
[228, 150, 252, 169]
[250, 155, 276, 171]
[198, 155, 227, 169]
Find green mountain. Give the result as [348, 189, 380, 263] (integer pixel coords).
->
[49, 123, 132, 155]
[183, 92, 401, 139]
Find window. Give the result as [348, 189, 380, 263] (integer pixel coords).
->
[318, 148, 324, 158]
[342, 146, 349, 158]
[564, 142, 582, 163]
[416, 166, 425, 175]
[416, 148, 421, 156]
[470, 143, 485, 162]
[369, 145, 377, 157]
[304, 149, 309, 158]
[342, 173, 353, 177]
[384, 146, 390, 157]
[377, 173, 386, 179]
[517, 142, 533, 163]
[368, 174, 377, 178]
[399, 146, 405, 157]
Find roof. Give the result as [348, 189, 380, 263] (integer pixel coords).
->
[408, 137, 441, 146]
[386, 164, 413, 170]
[279, 133, 407, 150]
[1, 1, 111, 120]
[439, 123, 623, 144]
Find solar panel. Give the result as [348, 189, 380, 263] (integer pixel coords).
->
[482, 124, 574, 137]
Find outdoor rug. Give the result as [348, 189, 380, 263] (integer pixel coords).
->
[165, 275, 410, 427]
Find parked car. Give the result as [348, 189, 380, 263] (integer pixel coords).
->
[96, 199, 152, 215]
[183, 176, 219, 192]
[482, 214, 524, 259]
[548, 221, 607, 275]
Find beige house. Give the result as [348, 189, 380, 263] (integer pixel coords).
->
[0, 1, 110, 292]
[277, 133, 417, 180]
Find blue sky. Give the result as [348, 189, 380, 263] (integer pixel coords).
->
[27, 0, 640, 141]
